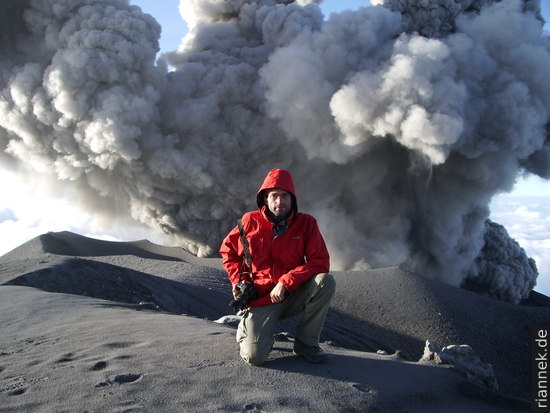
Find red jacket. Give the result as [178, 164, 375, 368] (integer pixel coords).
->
[219, 169, 330, 307]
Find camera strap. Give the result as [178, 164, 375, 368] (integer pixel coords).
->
[237, 219, 253, 278]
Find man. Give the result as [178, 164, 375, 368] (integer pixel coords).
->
[220, 168, 335, 365]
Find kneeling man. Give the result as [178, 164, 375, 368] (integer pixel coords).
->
[220, 169, 335, 365]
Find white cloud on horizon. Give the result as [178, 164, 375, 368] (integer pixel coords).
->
[0, 167, 165, 256]
[490, 194, 550, 297]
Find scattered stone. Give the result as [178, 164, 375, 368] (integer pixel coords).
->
[137, 301, 162, 311]
[273, 332, 294, 342]
[214, 315, 242, 326]
[421, 340, 498, 391]
[394, 349, 414, 361]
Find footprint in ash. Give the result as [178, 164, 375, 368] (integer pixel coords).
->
[8, 388, 27, 396]
[90, 361, 108, 371]
[95, 373, 143, 388]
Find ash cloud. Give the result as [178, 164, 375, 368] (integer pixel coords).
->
[0, 0, 548, 303]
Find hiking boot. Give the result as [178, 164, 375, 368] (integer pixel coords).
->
[293, 339, 328, 363]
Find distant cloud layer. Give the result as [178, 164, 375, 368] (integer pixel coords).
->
[490, 195, 550, 295]
[0, 168, 163, 255]
[0, 0, 549, 303]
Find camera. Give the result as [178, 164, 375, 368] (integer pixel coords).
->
[229, 281, 258, 313]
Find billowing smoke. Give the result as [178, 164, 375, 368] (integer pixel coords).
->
[0, 0, 548, 303]
[464, 219, 538, 301]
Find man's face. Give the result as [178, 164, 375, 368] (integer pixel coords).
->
[265, 189, 291, 217]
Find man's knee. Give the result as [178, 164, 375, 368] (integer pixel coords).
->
[240, 344, 269, 366]
[316, 273, 336, 295]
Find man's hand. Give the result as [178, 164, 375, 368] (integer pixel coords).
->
[232, 284, 240, 299]
[270, 282, 287, 304]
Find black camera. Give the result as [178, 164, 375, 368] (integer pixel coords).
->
[229, 281, 258, 313]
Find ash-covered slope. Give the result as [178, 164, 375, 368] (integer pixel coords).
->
[1, 231, 548, 400]
[0, 231, 230, 318]
[1, 285, 528, 413]
[330, 267, 550, 399]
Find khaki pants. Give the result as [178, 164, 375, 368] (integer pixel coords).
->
[236, 273, 335, 365]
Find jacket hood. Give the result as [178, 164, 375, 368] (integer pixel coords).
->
[256, 169, 298, 213]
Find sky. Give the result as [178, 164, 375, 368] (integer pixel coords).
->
[0, 0, 549, 296]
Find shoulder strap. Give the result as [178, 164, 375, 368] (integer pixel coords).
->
[237, 218, 253, 268]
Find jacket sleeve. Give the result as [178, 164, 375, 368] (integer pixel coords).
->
[219, 225, 245, 286]
[278, 216, 330, 293]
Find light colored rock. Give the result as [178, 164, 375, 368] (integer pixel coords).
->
[214, 315, 242, 326]
[421, 340, 499, 391]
